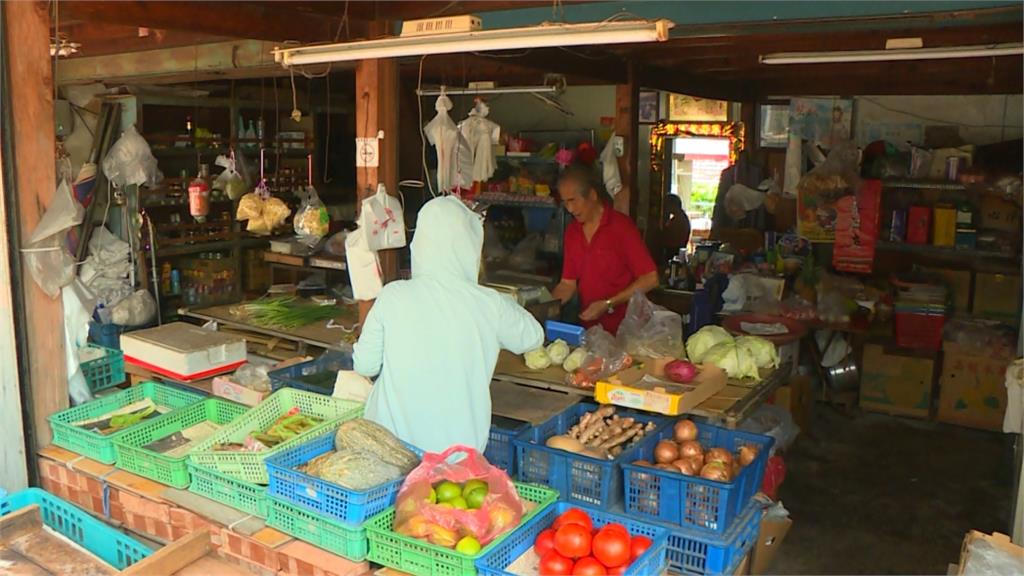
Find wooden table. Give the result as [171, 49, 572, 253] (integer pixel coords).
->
[493, 350, 790, 428]
[180, 302, 359, 354]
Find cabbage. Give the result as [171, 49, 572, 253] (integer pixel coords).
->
[524, 347, 552, 370]
[735, 336, 779, 369]
[686, 325, 734, 363]
[702, 340, 760, 380]
[562, 347, 587, 372]
[546, 339, 571, 364]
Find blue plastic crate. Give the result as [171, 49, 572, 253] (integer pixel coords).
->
[0, 487, 152, 570]
[485, 417, 529, 475]
[89, 321, 128, 351]
[475, 501, 669, 576]
[266, 427, 422, 525]
[544, 320, 584, 346]
[622, 422, 773, 534]
[514, 403, 669, 507]
[663, 501, 762, 575]
[269, 350, 352, 394]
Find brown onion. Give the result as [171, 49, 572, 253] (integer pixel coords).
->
[633, 460, 652, 467]
[671, 458, 699, 476]
[731, 460, 741, 478]
[705, 447, 734, 467]
[654, 440, 680, 464]
[673, 420, 699, 443]
[700, 461, 732, 482]
[678, 440, 704, 460]
[655, 463, 675, 471]
[738, 445, 758, 467]
[686, 455, 705, 472]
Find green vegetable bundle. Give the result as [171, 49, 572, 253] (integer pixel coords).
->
[239, 296, 340, 329]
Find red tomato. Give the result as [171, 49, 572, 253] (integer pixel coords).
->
[539, 551, 575, 576]
[607, 564, 628, 576]
[592, 529, 631, 568]
[554, 508, 594, 532]
[600, 523, 629, 536]
[535, 528, 556, 557]
[573, 557, 607, 576]
[554, 524, 592, 559]
[629, 536, 653, 561]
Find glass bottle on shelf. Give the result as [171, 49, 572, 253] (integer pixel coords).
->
[188, 165, 211, 223]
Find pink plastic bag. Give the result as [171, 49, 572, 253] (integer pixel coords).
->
[394, 445, 524, 548]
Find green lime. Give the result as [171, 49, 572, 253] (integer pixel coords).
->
[465, 487, 487, 510]
[462, 479, 488, 497]
[455, 536, 482, 555]
[437, 502, 454, 509]
[449, 496, 468, 510]
[435, 481, 462, 503]
[427, 488, 437, 504]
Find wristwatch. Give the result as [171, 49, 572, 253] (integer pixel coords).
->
[604, 299, 614, 314]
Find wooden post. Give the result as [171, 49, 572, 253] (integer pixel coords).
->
[613, 63, 639, 219]
[4, 0, 68, 449]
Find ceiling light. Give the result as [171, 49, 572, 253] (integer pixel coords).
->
[760, 42, 1023, 65]
[273, 19, 674, 67]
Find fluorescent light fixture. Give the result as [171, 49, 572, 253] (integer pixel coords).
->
[760, 42, 1024, 64]
[416, 86, 559, 96]
[273, 19, 674, 67]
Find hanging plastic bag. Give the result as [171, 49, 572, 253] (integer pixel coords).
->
[567, 326, 633, 388]
[600, 133, 622, 197]
[214, 152, 248, 199]
[110, 289, 157, 326]
[101, 124, 162, 188]
[294, 185, 330, 247]
[26, 179, 83, 298]
[345, 222, 382, 301]
[361, 184, 407, 251]
[617, 291, 685, 358]
[65, 280, 95, 405]
[394, 445, 524, 548]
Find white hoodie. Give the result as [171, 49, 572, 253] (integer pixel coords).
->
[353, 196, 543, 453]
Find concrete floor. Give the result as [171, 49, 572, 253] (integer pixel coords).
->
[770, 406, 1016, 575]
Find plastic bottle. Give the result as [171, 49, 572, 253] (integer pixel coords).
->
[188, 167, 211, 223]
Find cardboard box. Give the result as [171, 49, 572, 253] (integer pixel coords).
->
[979, 195, 1022, 234]
[923, 267, 971, 313]
[750, 515, 793, 575]
[860, 344, 936, 419]
[212, 375, 270, 407]
[938, 342, 1011, 431]
[958, 530, 1023, 576]
[972, 273, 1021, 322]
[595, 361, 728, 416]
[774, 375, 812, 433]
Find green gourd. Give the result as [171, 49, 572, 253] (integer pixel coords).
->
[318, 451, 404, 490]
[334, 418, 420, 473]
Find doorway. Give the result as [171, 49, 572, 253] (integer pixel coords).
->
[669, 136, 731, 243]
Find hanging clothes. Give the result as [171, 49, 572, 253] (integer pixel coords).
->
[458, 100, 501, 183]
[423, 94, 474, 193]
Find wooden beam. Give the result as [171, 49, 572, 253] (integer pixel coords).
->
[613, 63, 639, 218]
[56, 23, 229, 58]
[121, 530, 213, 575]
[637, 65, 749, 102]
[4, 0, 67, 449]
[60, 1, 343, 43]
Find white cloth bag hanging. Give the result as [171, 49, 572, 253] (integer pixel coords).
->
[344, 219, 383, 301]
[362, 183, 407, 251]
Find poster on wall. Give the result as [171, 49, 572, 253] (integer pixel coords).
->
[833, 180, 881, 274]
[789, 98, 853, 148]
[668, 94, 728, 121]
[639, 91, 660, 123]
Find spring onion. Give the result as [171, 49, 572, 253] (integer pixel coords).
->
[238, 296, 341, 328]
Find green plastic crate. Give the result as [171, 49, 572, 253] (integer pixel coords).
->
[187, 461, 269, 518]
[267, 496, 369, 561]
[189, 388, 363, 484]
[79, 344, 126, 393]
[49, 381, 205, 464]
[366, 483, 558, 576]
[113, 398, 249, 488]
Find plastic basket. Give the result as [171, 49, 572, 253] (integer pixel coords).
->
[475, 501, 669, 576]
[513, 403, 669, 507]
[267, 496, 369, 561]
[894, 310, 946, 351]
[485, 417, 529, 476]
[266, 426, 423, 524]
[113, 398, 249, 488]
[189, 388, 363, 484]
[79, 344, 126, 393]
[269, 350, 352, 394]
[187, 461, 269, 518]
[49, 380, 206, 464]
[89, 320, 128, 351]
[663, 501, 762, 575]
[0, 487, 152, 570]
[366, 483, 558, 576]
[622, 422, 773, 534]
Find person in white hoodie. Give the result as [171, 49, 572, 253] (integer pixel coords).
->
[353, 196, 543, 453]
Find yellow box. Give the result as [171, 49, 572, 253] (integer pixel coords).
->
[595, 360, 727, 416]
[932, 205, 956, 247]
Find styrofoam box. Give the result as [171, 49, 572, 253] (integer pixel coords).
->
[121, 322, 246, 381]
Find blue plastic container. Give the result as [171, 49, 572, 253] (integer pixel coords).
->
[622, 422, 773, 534]
[485, 417, 529, 475]
[268, 350, 352, 394]
[266, 428, 422, 525]
[0, 487, 152, 570]
[662, 500, 762, 575]
[89, 321, 128, 351]
[475, 501, 669, 576]
[544, 320, 584, 346]
[514, 403, 669, 507]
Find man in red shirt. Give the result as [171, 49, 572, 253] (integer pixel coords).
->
[551, 165, 659, 334]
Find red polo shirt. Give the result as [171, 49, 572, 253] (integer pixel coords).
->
[562, 204, 657, 334]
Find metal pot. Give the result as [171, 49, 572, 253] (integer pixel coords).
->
[825, 356, 859, 390]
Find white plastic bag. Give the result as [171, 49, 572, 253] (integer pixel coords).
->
[294, 185, 330, 247]
[26, 179, 83, 298]
[362, 184, 407, 251]
[101, 125, 162, 188]
[344, 222, 383, 301]
[64, 281, 95, 405]
[110, 289, 157, 326]
[601, 133, 622, 197]
[617, 291, 685, 358]
[333, 370, 373, 403]
[214, 153, 247, 200]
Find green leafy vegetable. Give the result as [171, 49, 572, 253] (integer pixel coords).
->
[239, 296, 341, 328]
